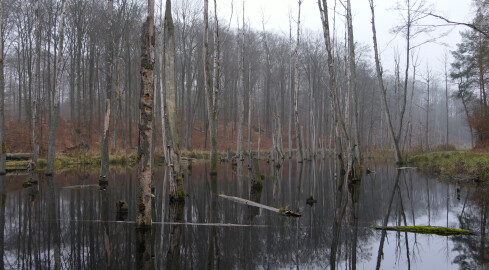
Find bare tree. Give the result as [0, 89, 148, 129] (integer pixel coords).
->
[136, 0, 155, 228]
[293, 0, 303, 162]
[0, 0, 4, 175]
[30, 0, 40, 169]
[203, 0, 220, 175]
[100, 0, 114, 182]
[46, 0, 67, 175]
[369, 0, 403, 164]
[236, 2, 245, 160]
[443, 51, 449, 148]
[164, 0, 184, 201]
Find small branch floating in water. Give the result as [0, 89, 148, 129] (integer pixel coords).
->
[371, 225, 474, 236]
[219, 194, 301, 217]
[397, 167, 417, 170]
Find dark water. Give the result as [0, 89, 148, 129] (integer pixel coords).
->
[0, 158, 486, 269]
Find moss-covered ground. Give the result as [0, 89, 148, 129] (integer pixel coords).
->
[409, 151, 489, 182]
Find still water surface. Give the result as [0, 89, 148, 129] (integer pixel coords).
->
[0, 158, 485, 269]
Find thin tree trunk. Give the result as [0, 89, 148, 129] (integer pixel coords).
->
[0, 0, 5, 174]
[236, 4, 245, 161]
[136, 0, 155, 228]
[30, 0, 41, 167]
[46, 0, 67, 175]
[346, 0, 361, 177]
[100, 0, 114, 182]
[211, 0, 220, 173]
[368, 0, 403, 164]
[294, 0, 303, 162]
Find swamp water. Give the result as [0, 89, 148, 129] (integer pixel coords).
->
[0, 158, 486, 269]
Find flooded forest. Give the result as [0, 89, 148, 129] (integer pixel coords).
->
[0, 0, 488, 269]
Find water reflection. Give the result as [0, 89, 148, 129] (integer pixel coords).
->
[0, 159, 486, 269]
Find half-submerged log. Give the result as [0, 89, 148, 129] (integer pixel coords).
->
[371, 225, 474, 236]
[6, 153, 32, 160]
[219, 194, 301, 217]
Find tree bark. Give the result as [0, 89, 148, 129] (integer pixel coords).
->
[100, 0, 114, 182]
[236, 3, 245, 161]
[46, 0, 67, 175]
[346, 0, 362, 177]
[30, 0, 41, 168]
[136, 0, 155, 228]
[164, 0, 184, 201]
[293, 0, 303, 162]
[0, 0, 5, 174]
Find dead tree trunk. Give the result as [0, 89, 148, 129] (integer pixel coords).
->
[0, 0, 5, 174]
[100, 0, 114, 182]
[293, 0, 303, 163]
[346, 0, 362, 179]
[236, 4, 245, 161]
[164, 0, 184, 201]
[136, 0, 155, 228]
[46, 0, 67, 175]
[318, 0, 348, 174]
[30, 0, 41, 168]
[368, 0, 403, 164]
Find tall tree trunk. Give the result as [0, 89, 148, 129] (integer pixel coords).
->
[293, 0, 303, 162]
[368, 0, 403, 164]
[164, 0, 184, 201]
[444, 53, 449, 148]
[0, 0, 5, 174]
[318, 0, 348, 174]
[30, 0, 41, 168]
[236, 4, 245, 160]
[46, 0, 67, 175]
[100, 0, 114, 182]
[136, 0, 155, 228]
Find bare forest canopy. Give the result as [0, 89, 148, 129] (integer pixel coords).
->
[2, 0, 485, 159]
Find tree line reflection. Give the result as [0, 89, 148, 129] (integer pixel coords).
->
[0, 159, 486, 269]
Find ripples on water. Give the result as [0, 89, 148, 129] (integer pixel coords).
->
[0, 158, 485, 269]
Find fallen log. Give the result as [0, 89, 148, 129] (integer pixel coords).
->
[219, 194, 301, 217]
[6, 153, 32, 161]
[371, 225, 474, 236]
[397, 167, 417, 170]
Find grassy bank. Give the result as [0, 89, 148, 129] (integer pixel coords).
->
[409, 151, 489, 182]
[5, 148, 335, 172]
[6, 153, 142, 172]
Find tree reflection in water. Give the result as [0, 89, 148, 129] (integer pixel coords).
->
[452, 188, 489, 269]
[0, 159, 482, 269]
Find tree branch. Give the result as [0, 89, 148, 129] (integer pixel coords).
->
[427, 12, 489, 38]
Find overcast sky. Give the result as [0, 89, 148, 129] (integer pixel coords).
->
[211, 0, 474, 82]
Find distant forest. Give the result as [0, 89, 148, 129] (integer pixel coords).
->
[0, 0, 486, 162]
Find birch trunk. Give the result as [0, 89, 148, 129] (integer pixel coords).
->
[136, 0, 155, 228]
[318, 0, 347, 174]
[368, 0, 403, 164]
[293, 0, 303, 162]
[100, 0, 114, 181]
[46, 0, 67, 175]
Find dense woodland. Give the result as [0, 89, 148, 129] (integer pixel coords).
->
[0, 0, 481, 158]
